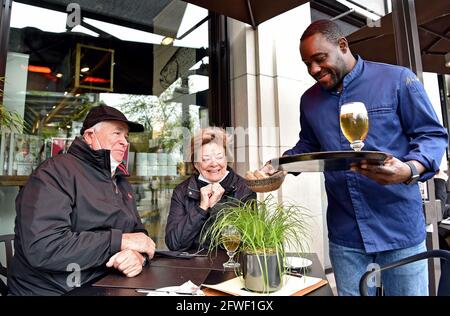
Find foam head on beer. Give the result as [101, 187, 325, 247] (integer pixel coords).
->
[340, 102, 369, 151]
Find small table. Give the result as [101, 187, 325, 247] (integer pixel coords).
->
[66, 252, 333, 296]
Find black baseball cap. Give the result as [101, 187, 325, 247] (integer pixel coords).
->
[80, 105, 144, 135]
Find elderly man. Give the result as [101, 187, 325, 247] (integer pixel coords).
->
[8, 105, 155, 295]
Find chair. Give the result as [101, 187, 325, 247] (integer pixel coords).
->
[0, 234, 14, 296]
[359, 249, 450, 296]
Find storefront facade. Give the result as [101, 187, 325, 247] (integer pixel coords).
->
[0, 0, 229, 249]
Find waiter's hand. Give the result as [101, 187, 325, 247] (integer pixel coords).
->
[260, 162, 277, 175]
[351, 157, 424, 185]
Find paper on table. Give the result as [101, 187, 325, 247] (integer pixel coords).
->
[177, 280, 205, 295]
[202, 275, 325, 296]
[139, 280, 205, 296]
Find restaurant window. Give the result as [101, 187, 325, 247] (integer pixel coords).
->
[0, 0, 223, 248]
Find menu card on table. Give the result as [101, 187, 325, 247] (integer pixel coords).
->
[201, 274, 328, 296]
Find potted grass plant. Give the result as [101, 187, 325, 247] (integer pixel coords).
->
[200, 195, 310, 293]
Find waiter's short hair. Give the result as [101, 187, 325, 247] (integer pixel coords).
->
[301, 19, 345, 45]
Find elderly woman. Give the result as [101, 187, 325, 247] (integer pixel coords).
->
[165, 127, 256, 251]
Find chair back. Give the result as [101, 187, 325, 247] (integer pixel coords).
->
[359, 249, 450, 296]
[0, 234, 14, 296]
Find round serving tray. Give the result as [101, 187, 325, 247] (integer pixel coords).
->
[270, 151, 391, 172]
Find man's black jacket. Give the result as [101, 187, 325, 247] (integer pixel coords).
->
[8, 137, 146, 295]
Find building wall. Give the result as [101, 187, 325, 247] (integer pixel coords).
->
[423, 72, 448, 170]
[228, 3, 330, 269]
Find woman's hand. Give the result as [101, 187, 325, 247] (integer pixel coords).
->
[209, 183, 225, 208]
[199, 183, 225, 210]
[199, 184, 213, 210]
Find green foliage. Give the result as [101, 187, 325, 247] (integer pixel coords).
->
[0, 106, 25, 132]
[201, 195, 310, 255]
[57, 98, 92, 132]
[119, 95, 159, 132]
[119, 95, 183, 152]
[0, 78, 25, 132]
[200, 195, 311, 293]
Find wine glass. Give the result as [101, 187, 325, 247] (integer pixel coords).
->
[340, 102, 369, 151]
[221, 225, 241, 268]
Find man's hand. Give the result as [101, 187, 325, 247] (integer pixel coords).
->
[106, 249, 145, 277]
[121, 232, 155, 259]
[351, 157, 424, 185]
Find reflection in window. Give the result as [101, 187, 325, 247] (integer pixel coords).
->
[2, 0, 211, 248]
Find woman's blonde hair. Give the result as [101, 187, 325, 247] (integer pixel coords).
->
[190, 127, 232, 166]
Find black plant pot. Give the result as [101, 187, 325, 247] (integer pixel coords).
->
[242, 253, 282, 293]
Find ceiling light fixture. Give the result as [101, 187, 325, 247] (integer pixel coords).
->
[161, 36, 174, 46]
[80, 66, 90, 73]
[82, 76, 110, 83]
[336, 0, 382, 22]
[160, 15, 210, 46]
[28, 65, 52, 74]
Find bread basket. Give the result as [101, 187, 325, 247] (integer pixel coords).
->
[245, 171, 286, 193]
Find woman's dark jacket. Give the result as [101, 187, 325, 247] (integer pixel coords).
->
[165, 168, 256, 251]
[8, 137, 146, 296]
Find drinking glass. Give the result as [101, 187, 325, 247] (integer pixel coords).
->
[340, 102, 369, 151]
[221, 225, 241, 268]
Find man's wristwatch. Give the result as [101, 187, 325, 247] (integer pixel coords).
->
[404, 161, 420, 185]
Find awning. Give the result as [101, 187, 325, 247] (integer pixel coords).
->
[182, 0, 309, 28]
[347, 0, 450, 75]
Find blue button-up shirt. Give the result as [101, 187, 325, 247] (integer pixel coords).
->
[285, 56, 448, 253]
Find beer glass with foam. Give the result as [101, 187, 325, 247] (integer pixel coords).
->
[340, 102, 369, 151]
[221, 225, 241, 268]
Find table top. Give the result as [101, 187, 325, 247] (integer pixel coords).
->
[66, 252, 333, 296]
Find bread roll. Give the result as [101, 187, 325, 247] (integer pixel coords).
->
[253, 170, 268, 179]
[245, 171, 257, 180]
